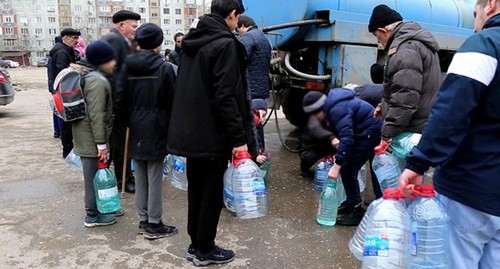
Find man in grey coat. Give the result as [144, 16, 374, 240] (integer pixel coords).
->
[101, 10, 141, 193]
[368, 5, 441, 152]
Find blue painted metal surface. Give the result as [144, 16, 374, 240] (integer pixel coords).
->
[245, 0, 475, 50]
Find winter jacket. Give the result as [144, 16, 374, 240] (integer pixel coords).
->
[167, 14, 257, 158]
[169, 47, 182, 66]
[406, 14, 500, 217]
[239, 27, 272, 99]
[117, 50, 176, 160]
[72, 61, 113, 158]
[101, 29, 132, 75]
[323, 88, 382, 166]
[381, 21, 441, 139]
[48, 42, 77, 92]
[354, 84, 383, 108]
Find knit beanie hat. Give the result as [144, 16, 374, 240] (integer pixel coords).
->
[136, 23, 164, 50]
[85, 40, 116, 66]
[302, 91, 326, 114]
[368, 4, 403, 32]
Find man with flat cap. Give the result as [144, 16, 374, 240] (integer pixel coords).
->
[368, 4, 441, 162]
[49, 28, 81, 158]
[101, 9, 141, 193]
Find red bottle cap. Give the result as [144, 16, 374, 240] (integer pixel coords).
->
[97, 160, 108, 169]
[232, 151, 252, 165]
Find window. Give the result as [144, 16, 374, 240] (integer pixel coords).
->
[4, 40, 15, 47]
[138, 7, 145, 13]
[88, 17, 96, 24]
[113, 6, 121, 13]
[151, 13, 158, 17]
[163, 8, 169, 14]
[175, 19, 182, 25]
[20, 28, 29, 35]
[175, 8, 181, 15]
[38, 40, 43, 46]
[49, 29, 57, 34]
[126, 7, 133, 11]
[99, 5, 110, 12]
[99, 17, 111, 24]
[165, 29, 171, 35]
[140, 18, 146, 24]
[5, 27, 14, 34]
[36, 17, 42, 23]
[37, 52, 46, 58]
[100, 28, 110, 35]
[3, 16, 13, 23]
[163, 19, 170, 24]
[35, 28, 43, 35]
[75, 17, 82, 23]
[74, 5, 82, 12]
[48, 17, 56, 23]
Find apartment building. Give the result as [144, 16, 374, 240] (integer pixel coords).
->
[0, 0, 207, 65]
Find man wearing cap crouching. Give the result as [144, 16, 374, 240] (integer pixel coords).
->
[49, 28, 81, 159]
[101, 10, 141, 194]
[368, 5, 441, 159]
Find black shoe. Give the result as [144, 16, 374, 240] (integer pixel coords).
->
[337, 201, 355, 216]
[193, 245, 235, 267]
[144, 221, 178, 240]
[186, 245, 197, 261]
[300, 169, 314, 179]
[336, 203, 366, 226]
[138, 220, 147, 234]
[54, 133, 60, 138]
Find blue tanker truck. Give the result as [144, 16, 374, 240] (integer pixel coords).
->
[244, 0, 475, 128]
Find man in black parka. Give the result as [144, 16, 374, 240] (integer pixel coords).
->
[167, 0, 255, 266]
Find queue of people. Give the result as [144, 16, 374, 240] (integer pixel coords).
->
[47, 0, 500, 267]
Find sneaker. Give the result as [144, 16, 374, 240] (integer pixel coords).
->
[193, 245, 235, 267]
[108, 208, 125, 217]
[138, 220, 147, 235]
[186, 245, 197, 261]
[337, 201, 355, 216]
[143, 221, 178, 240]
[336, 203, 366, 226]
[84, 214, 117, 228]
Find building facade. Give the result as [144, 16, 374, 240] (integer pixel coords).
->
[0, 0, 208, 65]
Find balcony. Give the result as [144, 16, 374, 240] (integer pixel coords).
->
[2, 34, 17, 39]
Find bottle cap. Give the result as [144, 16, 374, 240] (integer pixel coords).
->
[412, 185, 436, 197]
[233, 151, 252, 165]
[383, 188, 403, 199]
[97, 160, 108, 169]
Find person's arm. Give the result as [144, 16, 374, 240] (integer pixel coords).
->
[85, 77, 109, 147]
[238, 34, 253, 58]
[401, 34, 497, 184]
[331, 107, 355, 167]
[382, 46, 424, 139]
[212, 40, 247, 149]
[53, 50, 72, 76]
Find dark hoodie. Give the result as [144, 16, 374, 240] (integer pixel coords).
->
[381, 21, 441, 139]
[323, 88, 382, 166]
[117, 50, 176, 160]
[167, 14, 257, 158]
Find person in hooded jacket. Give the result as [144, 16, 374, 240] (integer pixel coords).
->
[167, 0, 255, 266]
[117, 23, 178, 240]
[368, 5, 441, 153]
[303, 89, 382, 226]
[71, 40, 118, 227]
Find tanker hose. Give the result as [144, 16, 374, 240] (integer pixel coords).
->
[284, 52, 331, 81]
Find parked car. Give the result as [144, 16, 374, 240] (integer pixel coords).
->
[0, 68, 15, 106]
[37, 58, 48, 67]
[0, 59, 8, 68]
[4, 60, 20, 68]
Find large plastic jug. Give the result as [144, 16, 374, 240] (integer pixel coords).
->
[348, 198, 383, 260]
[372, 148, 401, 193]
[170, 155, 187, 191]
[407, 185, 449, 269]
[223, 163, 236, 212]
[314, 157, 333, 191]
[316, 180, 340, 226]
[232, 151, 268, 219]
[94, 160, 121, 214]
[362, 188, 410, 269]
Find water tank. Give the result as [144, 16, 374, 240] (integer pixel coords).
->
[245, 0, 474, 48]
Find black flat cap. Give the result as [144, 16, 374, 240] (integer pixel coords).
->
[112, 10, 141, 24]
[60, 28, 81, 37]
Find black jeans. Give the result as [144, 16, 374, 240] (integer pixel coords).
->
[340, 137, 382, 205]
[61, 121, 73, 158]
[109, 121, 133, 184]
[186, 156, 228, 254]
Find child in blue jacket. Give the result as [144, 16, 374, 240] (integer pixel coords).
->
[303, 88, 382, 226]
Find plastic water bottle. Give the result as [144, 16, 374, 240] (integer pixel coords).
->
[358, 164, 367, 192]
[65, 149, 82, 170]
[407, 185, 449, 269]
[94, 160, 121, 214]
[337, 177, 347, 203]
[348, 198, 383, 260]
[162, 154, 171, 179]
[372, 149, 401, 193]
[232, 151, 268, 219]
[170, 155, 188, 191]
[223, 163, 236, 212]
[314, 157, 333, 191]
[362, 188, 410, 269]
[316, 180, 340, 226]
[390, 132, 421, 159]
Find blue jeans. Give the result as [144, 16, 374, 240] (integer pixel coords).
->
[438, 194, 500, 269]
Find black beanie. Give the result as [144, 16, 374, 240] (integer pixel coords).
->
[368, 5, 403, 32]
[86, 40, 116, 66]
[303, 91, 326, 114]
[136, 23, 164, 50]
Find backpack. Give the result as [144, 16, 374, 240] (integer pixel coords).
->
[52, 67, 104, 122]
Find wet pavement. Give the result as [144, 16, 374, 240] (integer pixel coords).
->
[0, 68, 365, 268]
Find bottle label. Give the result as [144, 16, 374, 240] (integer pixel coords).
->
[253, 180, 266, 196]
[410, 222, 418, 256]
[98, 186, 118, 198]
[363, 234, 390, 257]
[173, 158, 186, 174]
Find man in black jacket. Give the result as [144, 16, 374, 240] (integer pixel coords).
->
[167, 0, 254, 266]
[101, 10, 141, 193]
[49, 28, 81, 158]
[169, 32, 184, 66]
